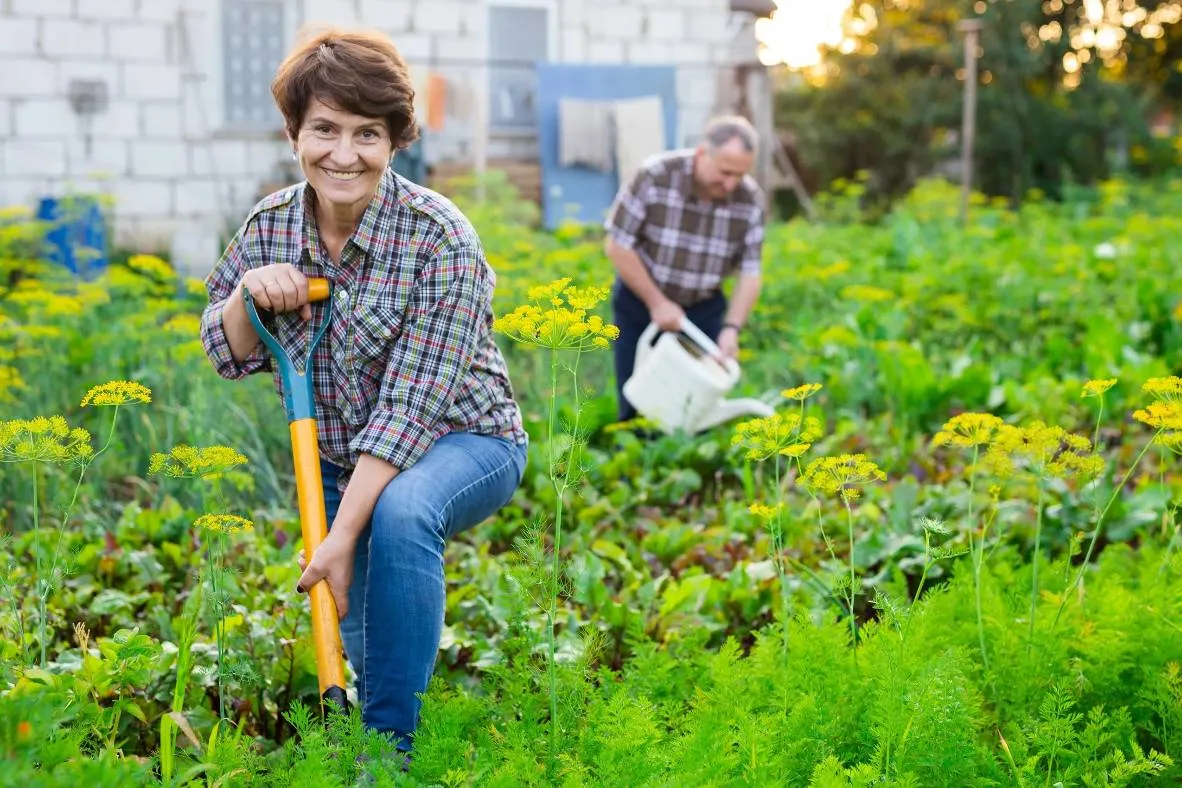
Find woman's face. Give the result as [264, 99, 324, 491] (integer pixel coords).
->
[293, 97, 393, 213]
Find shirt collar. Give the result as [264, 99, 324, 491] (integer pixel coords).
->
[300, 168, 399, 265]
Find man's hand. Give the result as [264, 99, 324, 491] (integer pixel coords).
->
[296, 530, 356, 619]
[650, 299, 685, 332]
[717, 325, 740, 361]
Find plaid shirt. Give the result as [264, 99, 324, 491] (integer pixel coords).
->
[604, 149, 766, 307]
[200, 169, 527, 488]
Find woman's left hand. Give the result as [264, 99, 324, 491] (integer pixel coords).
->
[296, 530, 356, 619]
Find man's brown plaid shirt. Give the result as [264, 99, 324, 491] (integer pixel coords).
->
[604, 150, 766, 307]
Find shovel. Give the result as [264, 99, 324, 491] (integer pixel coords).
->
[241, 275, 349, 715]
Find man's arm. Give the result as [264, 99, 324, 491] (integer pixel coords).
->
[727, 205, 767, 331]
[723, 273, 762, 332]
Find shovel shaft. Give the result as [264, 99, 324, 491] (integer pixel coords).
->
[242, 274, 349, 714]
[291, 417, 348, 703]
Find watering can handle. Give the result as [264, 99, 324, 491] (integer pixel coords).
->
[678, 318, 741, 384]
[633, 318, 741, 384]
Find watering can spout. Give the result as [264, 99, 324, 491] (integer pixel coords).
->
[694, 397, 776, 432]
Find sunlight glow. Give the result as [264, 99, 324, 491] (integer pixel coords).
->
[755, 0, 854, 69]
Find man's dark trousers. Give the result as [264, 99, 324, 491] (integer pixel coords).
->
[610, 279, 726, 422]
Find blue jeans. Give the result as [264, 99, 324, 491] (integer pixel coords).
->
[321, 431, 528, 751]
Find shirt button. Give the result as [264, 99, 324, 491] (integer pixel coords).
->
[336, 289, 349, 303]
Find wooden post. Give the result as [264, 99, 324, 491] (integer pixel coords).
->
[957, 18, 984, 224]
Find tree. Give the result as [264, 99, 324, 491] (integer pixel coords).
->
[772, 0, 1180, 213]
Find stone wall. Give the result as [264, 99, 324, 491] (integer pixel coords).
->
[0, 0, 763, 272]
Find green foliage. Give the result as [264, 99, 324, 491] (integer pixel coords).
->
[2, 177, 1182, 783]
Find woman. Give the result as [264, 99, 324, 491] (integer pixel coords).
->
[198, 26, 529, 758]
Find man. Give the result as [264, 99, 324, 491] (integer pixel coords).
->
[603, 114, 767, 423]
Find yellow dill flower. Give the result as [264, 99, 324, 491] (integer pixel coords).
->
[732, 411, 822, 462]
[194, 513, 254, 535]
[781, 383, 823, 402]
[839, 284, 894, 303]
[14, 325, 64, 342]
[126, 254, 176, 281]
[1156, 432, 1182, 455]
[0, 205, 34, 221]
[932, 412, 1004, 448]
[172, 339, 208, 363]
[81, 380, 152, 408]
[1142, 376, 1182, 403]
[810, 259, 851, 281]
[1133, 401, 1182, 432]
[162, 314, 201, 337]
[31, 293, 85, 318]
[1081, 378, 1117, 399]
[0, 416, 94, 465]
[553, 218, 587, 243]
[149, 444, 248, 479]
[748, 501, 785, 521]
[816, 325, 860, 347]
[0, 365, 25, 403]
[495, 278, 619, 351]
[75, 282, 111, 308]
[984, 421, 1101, 481]
[802, 453, 886, 502]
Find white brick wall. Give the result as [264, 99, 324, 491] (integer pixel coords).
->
[0, 0, 765, 267]
[0, 16, 39, 55]
[40, 19, 107, 57]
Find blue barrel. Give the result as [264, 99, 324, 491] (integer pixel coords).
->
[36, 195, 109, 276]
[390, 136, 427, 185]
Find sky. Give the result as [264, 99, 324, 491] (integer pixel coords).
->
[755, 0, 854, 68]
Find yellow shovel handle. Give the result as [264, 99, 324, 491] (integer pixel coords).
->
[291, 418, 348, 702]
[307, 277, 330, 302]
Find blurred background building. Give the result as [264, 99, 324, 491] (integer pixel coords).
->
[0, 0, 781, 272]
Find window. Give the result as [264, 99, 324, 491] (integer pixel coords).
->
[221, 0, 287, 130]
[487, 4, 551, 132]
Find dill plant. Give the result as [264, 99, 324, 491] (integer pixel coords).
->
[731, 382, 823, 664]
[494, 277, 619, 764]
[1054, 376, 1182, 629]
[0, 379, 150, 669]
[148, 445, 253, 732]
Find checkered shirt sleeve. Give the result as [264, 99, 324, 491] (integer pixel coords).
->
[199, 219, 273, 380]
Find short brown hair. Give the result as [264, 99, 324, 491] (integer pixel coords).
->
[271, 26, 419, 151]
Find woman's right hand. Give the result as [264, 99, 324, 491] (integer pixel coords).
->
[238, 264, 313, 321]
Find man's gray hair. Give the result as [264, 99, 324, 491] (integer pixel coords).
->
[702, 115, 758, 153]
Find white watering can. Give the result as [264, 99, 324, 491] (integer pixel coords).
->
[622, 318, 775, 435]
